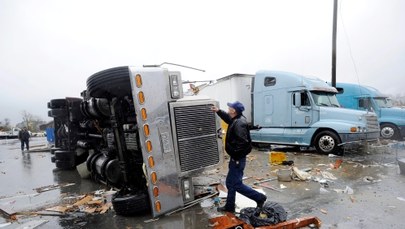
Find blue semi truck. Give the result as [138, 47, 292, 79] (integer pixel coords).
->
[196, 71, 380, 155]
[334, 83, 405, 140]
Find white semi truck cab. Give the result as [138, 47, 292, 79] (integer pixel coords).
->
[197, 70, 380, 155]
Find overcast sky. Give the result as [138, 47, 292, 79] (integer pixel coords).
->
[1, 0, 404, 125]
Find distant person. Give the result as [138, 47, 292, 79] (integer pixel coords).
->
[18, 127, 30, 151]
[211, 101, 267, 213]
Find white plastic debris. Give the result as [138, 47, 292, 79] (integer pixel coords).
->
[292, 166, 311, 180]
[344, 186, 354, 195]
[320, 187, 330, 194]
[200, 198, 214, 208]
[320, 171, 337, 180]
[397, 197, 405, 202]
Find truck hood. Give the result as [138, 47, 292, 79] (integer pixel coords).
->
[380, 107, 405, 118]
[319, 106, 374, 123]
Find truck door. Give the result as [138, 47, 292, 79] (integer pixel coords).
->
[291, 91, 313, 127]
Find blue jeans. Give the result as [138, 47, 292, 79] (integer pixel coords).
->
[224, 157, 267, 210]
[21, 140, 29, 151]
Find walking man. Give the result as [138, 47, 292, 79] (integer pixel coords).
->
[212, 101, 267, 212]
[18, 127, 30, 151]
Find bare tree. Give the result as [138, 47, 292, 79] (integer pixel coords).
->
[0, 118, 11, 131]
[20, 111, 46, 132]
[21, 110, 34, 130]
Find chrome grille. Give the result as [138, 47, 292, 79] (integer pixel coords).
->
[174, 104, 219, 173]
[365, 114, 379, 132]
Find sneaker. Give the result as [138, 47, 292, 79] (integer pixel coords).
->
[257, 197, 267, 209]
[217, 206, 235, 213]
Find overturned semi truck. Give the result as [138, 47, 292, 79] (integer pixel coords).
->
[47, 66, 223, 217]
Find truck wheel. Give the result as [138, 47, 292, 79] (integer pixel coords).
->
[380, 123, 399, 140]
[314, 130, 342, 155]
[112, 191, 150, 216]
[86, 66, 131, 98]
[48, 99, 67, 109]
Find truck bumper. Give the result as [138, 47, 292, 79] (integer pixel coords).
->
[339, 131, 380, 145]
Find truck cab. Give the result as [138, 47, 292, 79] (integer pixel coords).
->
[334, 82, 405, 140]
[197, 71, 380, 155]
[47, 66, 223, 217]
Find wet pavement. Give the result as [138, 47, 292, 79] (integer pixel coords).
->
[1, 138, 405, 228]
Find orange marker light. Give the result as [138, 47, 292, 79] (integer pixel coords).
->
[153, 186, 159, 197]
[350, 127, 357, 132]
[146, 140, 152, 152]
[155, 200, 161, 212]
[138, 91, 145, 104]
[148, 156, 155, 168]
[135, 74, 142, 88]
[151, 171, 157, 184]
[143, 124, 150, 137]
[141, 108, 147, 121]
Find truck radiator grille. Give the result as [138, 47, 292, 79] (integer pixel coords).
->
[174, 104, 219, 173]
[365, 114, 379, 132]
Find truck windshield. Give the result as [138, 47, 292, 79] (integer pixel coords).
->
[311, 91, 340, 107]
[374, 97, 393, 108]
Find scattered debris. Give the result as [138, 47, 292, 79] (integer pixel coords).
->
[320, 209, 328, 214]
[397, 197, 405, 202]
[277, 168, 292, 182]
[292, 167, 311, 181]
[350, 195, 356, 203]
[254, 182, 282, 192]
[363, 176, 381, 183]
[320, 187, 329, 194]
[0, 222, 11, 228]
[332, 159, 343, 169]
[144, 218, 160, 223]
[334, 186, 354, 195]
[269, 151, 286, 165]
[320, 171, 337, 180]
[209, 212, 321, 229]
[253, 177, 277, 185]
[34, 183, 75, 193]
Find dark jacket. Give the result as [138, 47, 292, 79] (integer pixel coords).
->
[217, 110, 252, 160]
[19, 130, 30, 141]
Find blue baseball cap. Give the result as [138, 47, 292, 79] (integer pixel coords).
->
[227, 101, 245, 114]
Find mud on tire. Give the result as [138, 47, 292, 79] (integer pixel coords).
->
[87, 66, 132, 98]
[112, 191, 150, 216]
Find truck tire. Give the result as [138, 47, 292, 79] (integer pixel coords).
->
[48, 99, 67, 109]
[87, 66, 131, 98]
[314, 130, 342, 155]
[380, 123, 399, 140]
[48, 108, 68, 118]
[55, 150, 75, 161]
[112, 191, 150, 216]
[55, 160, 75, 170]
[50, 147, 60, 154]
